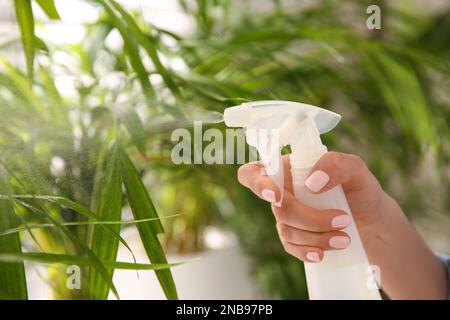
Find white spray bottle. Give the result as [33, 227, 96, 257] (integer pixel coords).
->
[223, 100, 381, 300]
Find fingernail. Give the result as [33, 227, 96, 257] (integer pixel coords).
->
[306, 252, 321, 262]
[329, 236, 351, 249]
[331, 215, 352, 229]
[305, 170, 329, 192]
[262, 189, 276, 203]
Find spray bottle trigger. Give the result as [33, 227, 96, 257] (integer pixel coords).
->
[256, 135, 284, 207]
[270, 151, 284, 207]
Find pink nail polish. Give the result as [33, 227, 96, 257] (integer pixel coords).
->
[331, 215, 352, 229]
[329, 236, 351, 249]
[262, 189, 276, 203]
[305, 170, 329, 192]
[306, 252, 321, 262]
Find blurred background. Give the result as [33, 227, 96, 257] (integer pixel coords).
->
[0, 0, 449, 299]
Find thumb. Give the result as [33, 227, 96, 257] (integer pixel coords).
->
[304, 151, 375, 194]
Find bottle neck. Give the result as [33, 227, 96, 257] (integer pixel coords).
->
[283, 115, 328, 169]
[290, 143, 328, 169]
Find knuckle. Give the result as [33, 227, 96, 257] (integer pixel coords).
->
[316, 217, 330, 232]
[328, 151, 344, 169]
[285, 247, 298, 259]
[281, 240, 289, 252]
[237, 165, 247, 184]
[273, 207, 286, 222]
[348, 154, 367, 171]
[281, 241, 301, 260]
[272, 206, 280, 218]
[308, 212, 329, 232]
[279, 224, 290, 240]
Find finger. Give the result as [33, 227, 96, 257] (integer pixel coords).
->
[276, 223, 351, 250]
[271, 191, 353, 232]
[280, 240, 324, 263]
[280, 155, 293, 192]
[237, 161, 282, 205]
[304, 151, 378, 194]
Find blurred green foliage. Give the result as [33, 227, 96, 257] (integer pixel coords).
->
[0, 0, 449, 299]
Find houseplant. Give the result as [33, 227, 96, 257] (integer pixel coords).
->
[0, 0, 449, 299]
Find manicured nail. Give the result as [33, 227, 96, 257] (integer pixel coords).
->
[331, 215, 352, 229]
[262, 189, 276, 203]
[306, 252, 321, 262]
[305, 170, 329, 192]
[329, 236, 351, 249]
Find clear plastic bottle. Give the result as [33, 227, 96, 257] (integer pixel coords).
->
[290, 144, 381, 300]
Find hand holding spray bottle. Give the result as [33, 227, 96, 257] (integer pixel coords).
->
[223, 100, 381, 300]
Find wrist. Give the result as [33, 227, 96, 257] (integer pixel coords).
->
[362, 193, 448, 299]
[378, 192, 403, 232]
[360, 192, 402, 253]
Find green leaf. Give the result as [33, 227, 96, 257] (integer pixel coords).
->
[119, 148, 178, 300]
[108, 0, 181, 98]
[1, 194, 135, 262]
[0, 177, 27, 300]
[35, 0, 60, 20]
[34, 36, 49, 53]
[116, 107, 147, 156]
[89, 143, 122, 300]
[39, 65, 68, 124]
[0, 58, 47, 115]
[13, 0, 35, 82]
[362, 48, 438, 151]
[0, 214, 180, 237]
[90, 127, 115, 212]
[14, 198, 121, 299]
[0, 252, 183, 270]
[0, 38, 20, 50]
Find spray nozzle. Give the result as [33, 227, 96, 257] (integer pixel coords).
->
[224, 100, 341, 205]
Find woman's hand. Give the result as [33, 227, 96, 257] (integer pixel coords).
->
[237, 151, 448, 299]
[237, 151, 387, 262]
